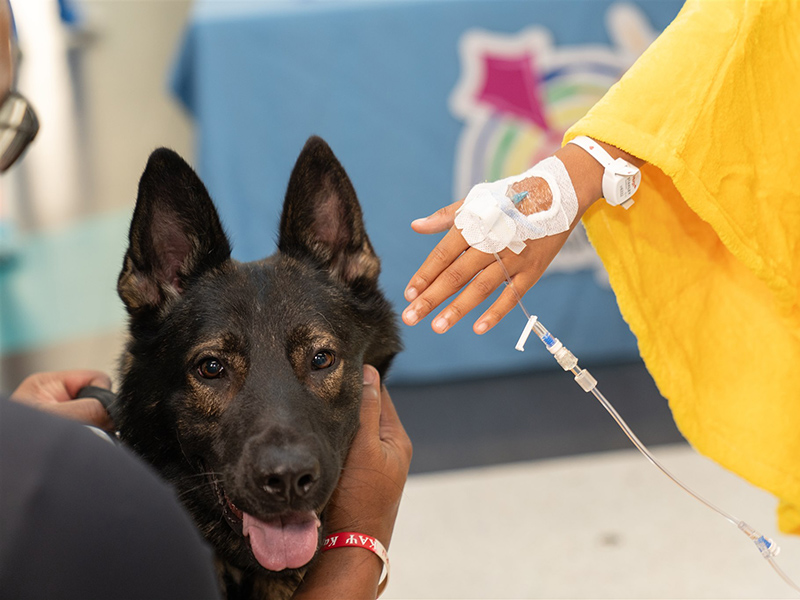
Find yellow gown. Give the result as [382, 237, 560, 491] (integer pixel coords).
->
[566, 0, 800, 533]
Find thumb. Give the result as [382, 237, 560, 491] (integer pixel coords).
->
[45, 398, 116, 432]
[377, 385, 407, 446]
[359, 365, 382, 433]
[410, 200, 463, 234]
[62, 370, 113, 399]
[68, 398, 116, 431]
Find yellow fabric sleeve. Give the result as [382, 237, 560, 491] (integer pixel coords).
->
[565, 0, 800, 533]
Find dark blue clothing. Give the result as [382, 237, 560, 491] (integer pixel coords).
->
[0, 397, 221, 600]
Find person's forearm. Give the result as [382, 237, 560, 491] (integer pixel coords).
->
[293, 548, 383, 600]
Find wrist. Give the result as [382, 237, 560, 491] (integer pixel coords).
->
[554, 143, 603, 217]
[293, 546, 382, 600]
[324, 491, 401, 549]
[555, 139, 644, 216]
[324, 532, 388, 586]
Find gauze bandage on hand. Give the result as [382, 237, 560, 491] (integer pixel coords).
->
[454, 156, 578, 254]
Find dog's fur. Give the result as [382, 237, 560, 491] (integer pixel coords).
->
[115, 137, 401, 599]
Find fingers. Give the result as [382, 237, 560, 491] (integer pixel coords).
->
[61, 370, 113, 399]
[425, 260, 510, 334]
[404, 223, 574, 334]
[473, 280, 530, 334]
[39, 398, 115, 431]
[404, 227, 471, 305]
[10, 370, 116, 430]
[404, 244, 496, 330]
[410, 200, 462, 234]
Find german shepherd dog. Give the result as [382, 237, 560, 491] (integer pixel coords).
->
[114, 137, 401, 598]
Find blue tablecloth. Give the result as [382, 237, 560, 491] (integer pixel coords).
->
[171, 0, 682, 384]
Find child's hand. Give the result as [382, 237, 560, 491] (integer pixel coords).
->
[402, 142, 634, 335]
[402, 198, 574, 335]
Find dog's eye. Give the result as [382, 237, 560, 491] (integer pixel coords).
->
[311, 351, 335, 370]
[198, 358, 225, 379]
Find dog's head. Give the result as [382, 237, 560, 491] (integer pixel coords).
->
[116, 137, 400, 576]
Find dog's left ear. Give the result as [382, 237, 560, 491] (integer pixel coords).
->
[278, 136, 380, 288]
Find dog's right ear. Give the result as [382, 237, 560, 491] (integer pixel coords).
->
[118, 148, 231, 316]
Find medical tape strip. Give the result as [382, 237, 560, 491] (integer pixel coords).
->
[454, 156, 578, 254]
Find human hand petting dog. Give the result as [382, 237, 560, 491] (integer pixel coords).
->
[403, 143, 643, 335]
[326, 365, 412, 543]
[293, 365, 412, 600]
[10, 370, 115, 431]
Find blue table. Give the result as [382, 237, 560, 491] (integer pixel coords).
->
[171, 0, 682, 384]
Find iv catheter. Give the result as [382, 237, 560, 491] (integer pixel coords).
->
[491, 251, 800, 594]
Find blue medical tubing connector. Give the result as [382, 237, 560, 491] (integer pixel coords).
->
[493, 252, 800, 594]
[510, 191, 529, 205]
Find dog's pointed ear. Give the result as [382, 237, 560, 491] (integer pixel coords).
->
[118, 148, 231, 315]
[278, 136, 380, 287]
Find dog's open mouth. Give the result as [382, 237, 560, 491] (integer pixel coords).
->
[206, 464, 321, 571]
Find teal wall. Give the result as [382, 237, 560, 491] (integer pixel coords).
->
[0, 210, 131, 354]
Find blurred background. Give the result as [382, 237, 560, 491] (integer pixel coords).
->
[2, 1, 797, 597]
[1, 0, 192, 383]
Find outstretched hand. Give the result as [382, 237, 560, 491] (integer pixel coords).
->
[10, 370, 115, 431]
[402, 199, 576, 335]
[401, 142, 637, 334]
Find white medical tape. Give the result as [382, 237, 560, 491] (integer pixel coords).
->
[454, 157, 578, 254]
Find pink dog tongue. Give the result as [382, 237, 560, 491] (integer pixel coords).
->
[242, 511, 321, 571]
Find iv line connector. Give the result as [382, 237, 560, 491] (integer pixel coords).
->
[574, 368, 597, 392]
[553, 346, 577, 371]
[739, 522, 781, 558]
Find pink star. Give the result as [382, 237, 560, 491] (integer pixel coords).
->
[476, 52, 550, 132]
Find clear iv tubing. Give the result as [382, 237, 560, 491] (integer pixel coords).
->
[491, 252, 800, 594]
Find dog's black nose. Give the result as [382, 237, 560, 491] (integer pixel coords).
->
[256, 450, 321, 502]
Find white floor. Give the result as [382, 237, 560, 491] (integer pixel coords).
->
[385, 445, 800, 599]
